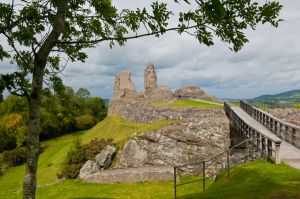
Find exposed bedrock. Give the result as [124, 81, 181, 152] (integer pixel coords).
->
[111, 101, 230, 175]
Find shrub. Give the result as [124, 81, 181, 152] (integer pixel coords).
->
[84, 138, 113, 160]
[75, 114, 96, 130]
[59, 138, 113, 179]
[2, 147, 27, 167]
[293, 103, 300, 109]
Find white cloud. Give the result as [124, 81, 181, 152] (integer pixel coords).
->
[0, 0, 299, 99]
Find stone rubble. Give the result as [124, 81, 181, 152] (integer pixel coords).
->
[79, 145, 116, 179]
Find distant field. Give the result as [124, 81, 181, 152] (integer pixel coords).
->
[152, 100, 223, 109]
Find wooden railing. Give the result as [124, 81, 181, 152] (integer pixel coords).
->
[240, 101, 300, 149]
[224, 101, 281, 164]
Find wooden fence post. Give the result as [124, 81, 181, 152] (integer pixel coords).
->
[275, 142, 281, 164]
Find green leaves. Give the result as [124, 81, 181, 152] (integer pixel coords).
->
[211, 0, 226, 19]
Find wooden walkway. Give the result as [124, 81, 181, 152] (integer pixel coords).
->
[231, 106, 300, 169]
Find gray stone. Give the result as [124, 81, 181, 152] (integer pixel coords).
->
[112, 71, 137, 99]
[117, 118, 230, 175]
[79, 160, 100, 179]
[144, 86, 174, 102]
[80, 166, 174, 183]
[267, 108, 300, 126]
[119, 140, 147, 167]
[95, 145, 116, 170]
[175, 86, 205, 99]
[144, 62, 157, 92]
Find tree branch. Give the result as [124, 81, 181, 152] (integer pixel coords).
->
[58, 25, 198, 45]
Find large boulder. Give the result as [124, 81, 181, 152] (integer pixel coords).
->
[95, 145, 116, 170]
[175, 86, 205, 100]
[79, 145, 116, 179]
[79, 160, 100, 179]
[112, 71, 137, 99]
[119, 140, 147, 167]
[117, 114, 230, 175]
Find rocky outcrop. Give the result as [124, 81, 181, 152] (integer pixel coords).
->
[95, 145, 116, 169]
[112, 71, 137, 99]
[79, 160, 100, 179]
[117, 119, 229, 174]
[79, 145, 116, 179]
[119, 140, 147, 168]
[267, 108, 300, 126]
[80, 166, 174, 183]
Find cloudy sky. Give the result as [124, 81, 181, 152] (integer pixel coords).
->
[1, 0, 299, 99]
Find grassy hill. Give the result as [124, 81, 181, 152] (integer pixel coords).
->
[0, 116, 177, 198]
[245, 89, 300, 109]
[1, 104, 300, 198]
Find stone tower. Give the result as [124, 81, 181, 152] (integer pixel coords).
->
[112, 71, 137, 99]
[144, 62, 157, 92]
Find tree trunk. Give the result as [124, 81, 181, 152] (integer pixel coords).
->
[22, 1, 68, 198]
[23, 67, 44, 199]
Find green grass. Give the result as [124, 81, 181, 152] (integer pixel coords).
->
[1, 116, 300, 199]
[0, 116, 177, 198]
[181, 160, 300, 199]
[293, 103, 300, 109]
[152, 100, 223, 109]
[81, 116, 179, 148]
[34, 177, 212, 199]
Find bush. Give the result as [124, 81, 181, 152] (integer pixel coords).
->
[75, 114, 96, 130]
[84, 138, 113, 160]
[2, 147, 27, 167]
[59, 138, 113, 179]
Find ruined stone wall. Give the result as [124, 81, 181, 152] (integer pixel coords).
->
[108, 100, 230, 174]
[267, 108, 300, 126]
[109, 99, 226, 123]
[106, 62, 230, 177]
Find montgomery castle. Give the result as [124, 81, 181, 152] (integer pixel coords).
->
[109, 62, 221, 115]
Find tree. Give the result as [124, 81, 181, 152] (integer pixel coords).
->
[76, 88, 91, 99]
[0, 0, 282, 198]
[0, 90, 3, 102]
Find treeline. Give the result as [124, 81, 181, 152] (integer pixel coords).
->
[0, 86, 107, 153]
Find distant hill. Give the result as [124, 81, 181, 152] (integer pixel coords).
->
[254, 89, 300, 101]
[248, 89, 300, 109]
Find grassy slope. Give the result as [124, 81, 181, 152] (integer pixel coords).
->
[153, 100, 223, 109]
[0, 116, 177, 199]
[181, 161, 300, 199]
[1, 114, 300, 198]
